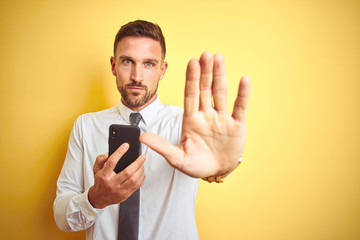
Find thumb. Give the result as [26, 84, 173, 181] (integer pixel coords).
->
[93, 153, 108, 175]
[140, 132, 184, 169]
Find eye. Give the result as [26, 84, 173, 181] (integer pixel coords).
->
[144, 62, 155, 67]
[122, 59, 133, 65]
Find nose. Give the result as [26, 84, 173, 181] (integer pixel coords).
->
[130, 63, 143, 82]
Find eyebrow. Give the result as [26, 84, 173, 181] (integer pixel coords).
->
[119, 55, 159, 64]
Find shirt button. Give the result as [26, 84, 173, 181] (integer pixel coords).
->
[89, 212, 94, 216]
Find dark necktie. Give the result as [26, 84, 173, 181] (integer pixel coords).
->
[130, 112, 142, 127]
[118, 112, 142, 240]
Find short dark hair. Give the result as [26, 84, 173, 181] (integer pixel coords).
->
[113, 20, 166, 59]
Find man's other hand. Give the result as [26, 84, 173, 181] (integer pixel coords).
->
[140, 52, 251, 178]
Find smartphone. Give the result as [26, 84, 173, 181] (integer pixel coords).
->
[108, 124, 141, 174]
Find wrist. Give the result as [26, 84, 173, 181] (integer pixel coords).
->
[202, 157, 242, 183]
[88, 186, 106, 209]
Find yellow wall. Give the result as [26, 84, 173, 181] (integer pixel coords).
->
[1, 0, 359, 239]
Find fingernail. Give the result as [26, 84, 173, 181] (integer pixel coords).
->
[122, 143, 129, 149]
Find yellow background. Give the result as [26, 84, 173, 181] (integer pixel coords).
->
[1, 0, 359, 239]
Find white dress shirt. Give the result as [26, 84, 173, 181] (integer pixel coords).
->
[53, 96, 199, 240]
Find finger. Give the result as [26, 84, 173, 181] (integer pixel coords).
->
[140, 132, 184, 170]
[93, 154, 109, 174]
[119, 173, 146, 202]
[115, 154, 146, 183]
[103, 143, 129, 173]
[120, 161, 145, 190]
[232, 75, 251, 122]
[212, 53, 227, 114]
[184, 58, 200, 117]
[199, 52, 213, 111]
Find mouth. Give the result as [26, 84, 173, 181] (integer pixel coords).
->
[127, 86, 145, 92]
[125, 84, 147, 95]
[126, 82, 146, 90]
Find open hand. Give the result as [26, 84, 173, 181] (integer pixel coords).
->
[140, 52, 250, 178]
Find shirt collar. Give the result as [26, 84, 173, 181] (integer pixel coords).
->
[119, 95, 162, 126]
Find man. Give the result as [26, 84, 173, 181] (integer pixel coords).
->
[54, 20, 250, 239]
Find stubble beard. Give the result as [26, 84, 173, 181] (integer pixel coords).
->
[119, 82, 159, 108]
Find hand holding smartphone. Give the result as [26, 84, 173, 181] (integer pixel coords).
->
[108, 124, 141, 174]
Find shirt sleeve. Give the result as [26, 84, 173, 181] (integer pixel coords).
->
[53, 116, 105, 232]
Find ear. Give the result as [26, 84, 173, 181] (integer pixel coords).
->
[159, 61, 168, 80]
[110, 56, 116, 76]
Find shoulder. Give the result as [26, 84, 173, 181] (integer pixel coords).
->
[70, 106, 120, 142]
[159, 104, 183, 115]
[158, 104, 183, 121]
[73, 106, 120, 130]
[154, 104, 184, 144]
[152, 104, 184, 137]
[77, 106, 119, 122]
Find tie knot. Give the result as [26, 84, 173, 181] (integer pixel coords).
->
[130, 113, 142, 126]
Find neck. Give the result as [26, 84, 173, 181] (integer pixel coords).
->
[121, 94, 158, 112]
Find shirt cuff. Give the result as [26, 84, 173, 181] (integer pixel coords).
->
[73, 188, 105, 220]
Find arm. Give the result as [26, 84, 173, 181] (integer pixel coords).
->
[140, 52, 251, 178]
[53, 117, 101, 232]
[53, 118, 145, 231]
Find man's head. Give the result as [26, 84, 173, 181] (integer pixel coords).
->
[113, 20, 166, 60]
[111, 20, 168, 111]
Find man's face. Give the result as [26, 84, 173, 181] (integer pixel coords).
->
[111, 36, 167, 111]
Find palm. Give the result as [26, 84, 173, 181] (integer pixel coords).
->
[141, 52, 250, 178]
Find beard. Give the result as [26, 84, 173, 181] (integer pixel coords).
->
[119, 81, 159, 108]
